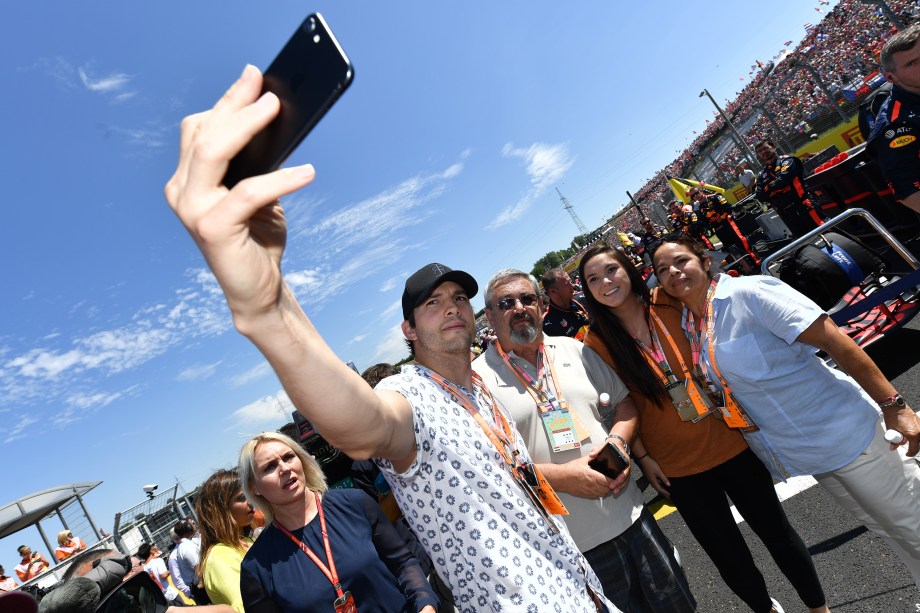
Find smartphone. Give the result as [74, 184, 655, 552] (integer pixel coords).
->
[223, 13, 354, 188]
[588, 441, 630, 480]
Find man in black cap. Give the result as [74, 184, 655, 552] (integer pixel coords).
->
[165, 67, 618, 611]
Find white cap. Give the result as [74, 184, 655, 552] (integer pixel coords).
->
[599, 392, 610, 406]
[884, 429, 905, 445]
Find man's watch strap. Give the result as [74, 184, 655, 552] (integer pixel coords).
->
[606, 433, 630, 457]
[878, 393, 906, 409]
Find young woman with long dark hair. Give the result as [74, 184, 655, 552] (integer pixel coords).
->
[578, 242, 829, 613]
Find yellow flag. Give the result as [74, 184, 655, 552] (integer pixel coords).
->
[667, 177, 692, 204]
[677, 176, 727, 196]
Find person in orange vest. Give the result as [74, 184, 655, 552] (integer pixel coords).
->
[754, 139, 825, 238]
[55, 530, 87, 561]
[14, 546, 49, 582]
[0, 565, 18, 592]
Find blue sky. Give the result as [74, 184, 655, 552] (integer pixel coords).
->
[2, 1, 836, 558]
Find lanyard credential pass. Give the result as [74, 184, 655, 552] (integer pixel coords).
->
[494, 342, 589, 451]
[681, 277, 759, 431]
[421, 368, 568, 532]
[277, 493, 358, 613]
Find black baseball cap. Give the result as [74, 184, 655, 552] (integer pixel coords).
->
[401, 263, 478, 320]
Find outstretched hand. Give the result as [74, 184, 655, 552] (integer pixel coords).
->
[164, 64, 317, 325]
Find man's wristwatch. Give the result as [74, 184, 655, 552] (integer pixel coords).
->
[877, 393, 906, 409]
[606, 433, 630, 457]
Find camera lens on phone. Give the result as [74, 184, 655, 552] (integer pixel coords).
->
[304, 17, 316, 34]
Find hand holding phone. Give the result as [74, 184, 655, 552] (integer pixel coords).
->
[223, 13, 354, 188]
[588, 441, 630, 480]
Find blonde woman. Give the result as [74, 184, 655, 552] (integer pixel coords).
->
[55, 531, 87, 561]
[238, 432, 437, 613]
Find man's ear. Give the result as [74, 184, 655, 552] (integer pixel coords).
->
[883, 69, 899, 85]
[400, 320, 417, 342]
[484, 305, 495, 328]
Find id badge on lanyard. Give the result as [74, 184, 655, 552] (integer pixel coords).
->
[538, 399, 580, 452]
[711, 388, 759, 431]
[334, 591, 357, 613]
[671, 375, 718, 422]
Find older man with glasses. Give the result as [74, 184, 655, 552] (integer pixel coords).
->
[473, 268, 696, 612]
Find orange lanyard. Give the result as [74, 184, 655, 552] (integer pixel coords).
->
[276, 493, 348, 601]
[423, 369, 521, 469]
[422, 367, 569, 522]
[700, 278, 759, 431]
[635, 310, 697, 385]
[494, 342, 568, 411]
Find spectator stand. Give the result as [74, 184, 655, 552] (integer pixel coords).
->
[0, 482, 112, 592]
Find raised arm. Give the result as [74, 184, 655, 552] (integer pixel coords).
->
[164, 66, 416, 468]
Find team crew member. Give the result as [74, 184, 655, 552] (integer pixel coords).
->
[473, 269, 696, 611]
[868, 23, 920, 214]
[166, 66, 617, 611]
[754, 140, 824, 238]
[690, 188, 760, 265]
[638, 218, 666, 255]
[668, 201, 712, 249]
[541, 268, 591, 339]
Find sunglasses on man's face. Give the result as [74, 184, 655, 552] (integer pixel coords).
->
[493, 294, 539, 311]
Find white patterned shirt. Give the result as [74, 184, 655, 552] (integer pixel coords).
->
[375, 364, 616, 613]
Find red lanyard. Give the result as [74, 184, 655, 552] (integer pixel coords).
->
[494, 342, 568, 411]
[276, 493, 347, 600]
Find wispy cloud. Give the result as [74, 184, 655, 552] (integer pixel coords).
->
[229, 391, 291, 431]
[379, 274, 404, 293]
[4, 415, 38, 444]
[177, 361, 221, 382]
[282, 157, 466, 309]
[78, 66, 132, 95]
[66, 390, 125, 410]
[50, 389, 129, 429]
[108, 123, 169, 150]
[487, 142, 574, 230]
[0, 268, 231, 409]
[372, 325, 411, 364]
[229, 362, 273, 388]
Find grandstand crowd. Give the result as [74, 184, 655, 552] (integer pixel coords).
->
[623, 0, 920, 233]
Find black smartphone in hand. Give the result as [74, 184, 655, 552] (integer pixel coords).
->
[588, 441, 630, 480]
[223, 13, 354, 188]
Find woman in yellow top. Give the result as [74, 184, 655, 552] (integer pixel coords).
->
[55, 530, 87, 561]
[578, 243, 829, 613]
[195, 468, 255, 612]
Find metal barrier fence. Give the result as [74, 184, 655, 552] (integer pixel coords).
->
[113, 485, 195, 558]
